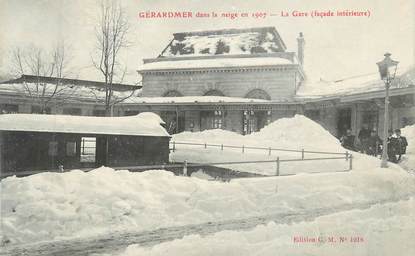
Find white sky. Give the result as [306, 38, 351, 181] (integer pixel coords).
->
[0, 0, 414, 84]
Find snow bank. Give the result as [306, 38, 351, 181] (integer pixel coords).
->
[120, 198, 415, 256]
[174, 115, 343, 152]
[2, 165, 414, 245]
[248, 114, 342, 152]
[400, 124, 415, 172]
[172, 115, 350, 175]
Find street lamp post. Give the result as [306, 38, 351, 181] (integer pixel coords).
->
[376, 53, 399, 168]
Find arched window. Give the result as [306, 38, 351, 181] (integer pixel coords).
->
[203, 89, 225, 96]
[163, 90, 182, 97]
[245, 89, 271, 100]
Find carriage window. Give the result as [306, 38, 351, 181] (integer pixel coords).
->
[63, 108, 82, 115]
[48, 141, 58, 156]
[66, 142, 77, 156]
[1, 104, 18, 114]
[80, 137, 96, 163]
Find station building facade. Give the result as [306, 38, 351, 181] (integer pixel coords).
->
[0, 27, 414, 139]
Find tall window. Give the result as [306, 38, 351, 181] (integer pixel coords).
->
[361, 110, 379, 131]
[213, 110, 223, 129]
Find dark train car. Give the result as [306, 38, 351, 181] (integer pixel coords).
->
[0, 113, 170, 176]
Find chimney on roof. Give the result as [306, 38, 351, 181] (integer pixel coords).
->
[297, 32, 305, 66]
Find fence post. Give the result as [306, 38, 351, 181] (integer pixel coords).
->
[172, 141, 176, 152]
[221, 144, 223, 150]
[269, 147, 271, 156]
[276, 157, 280, 176]
[345, 151, 349, 161]
[349, 154, 353, 171]
[301, 149, 304, 160]
[183, 160, 188, 176]
[242, 145, 244, 153]
[204, 143, 207, 149]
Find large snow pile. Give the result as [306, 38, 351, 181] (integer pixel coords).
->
[172, 115, 349, 175]
[119, 197, 415, 256]
[2, 165, 414, 245]
[400, 124, 415, 172]
[174, 115, 343, 152]
[248, 115, 342, 152]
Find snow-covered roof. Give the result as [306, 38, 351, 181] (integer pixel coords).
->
[0, 113, 170, 137]
[161, 27, 286, 57]
[0, 82, 141, 103]
[297, 66, 415, 99]
[124, 96, 270, 104]
[138, 57, 293, 72]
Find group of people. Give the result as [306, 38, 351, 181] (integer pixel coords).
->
[340, 124, 408, 163]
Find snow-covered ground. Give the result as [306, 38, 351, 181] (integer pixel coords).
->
[1, 115, 414, 254]
[2, 163, 414, 246]
[118, 197, 415, 256]
[400, 124, 415, 173]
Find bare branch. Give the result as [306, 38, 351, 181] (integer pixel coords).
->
[8, 43, 73, 113]
[91, 0, 130, 116]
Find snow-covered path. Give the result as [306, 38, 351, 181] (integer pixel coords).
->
[2, 196, 412, 256]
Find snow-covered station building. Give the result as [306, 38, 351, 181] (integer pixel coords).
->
[133, 26, 414, 137]
[0, 27, 414, 139]
[133, 27, 306, 134]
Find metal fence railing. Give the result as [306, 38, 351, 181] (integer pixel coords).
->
[0, 154, 353, 179]
[170, 141, 348, 158]
[101, 154, 353, 177]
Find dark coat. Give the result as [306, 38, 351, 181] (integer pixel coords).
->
[367, 135, 382, 155]
[388, 136, 408, 155]
[340, 135, 356, 151]
[397, 136, 408, 154]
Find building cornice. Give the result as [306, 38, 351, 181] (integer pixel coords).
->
[138, 64, 302, 76]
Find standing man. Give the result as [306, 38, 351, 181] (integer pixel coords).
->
[387, 129, 398, 163]
[358, 124, 371, 154]
[340, 129, 356, 151]
[395, 129, 408, 162]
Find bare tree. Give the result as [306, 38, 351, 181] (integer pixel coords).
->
[92, 0, 133, 116]
[10, 43, 75, 114]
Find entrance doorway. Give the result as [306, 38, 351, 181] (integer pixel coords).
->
[200, 110, 225, 130]
[242, 110, 271, 135]
[160, 111, 185, 134]
[337, 108, 352, 137]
